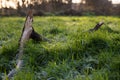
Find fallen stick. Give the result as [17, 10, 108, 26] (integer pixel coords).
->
[88, 22, 104, 32]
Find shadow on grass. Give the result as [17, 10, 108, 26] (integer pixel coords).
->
[101, 25, 120, 34]
[0, 36, 120, 80]
[0, 44, 18, 75]
[42, 27, 63, 35]
[83, 38, 109, 55]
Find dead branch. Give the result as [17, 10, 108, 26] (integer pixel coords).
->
[7, 10, 33, 80]
[89, 22, 104, 32]
[7, 60, 23, 79]
[7, 10, 50, 79]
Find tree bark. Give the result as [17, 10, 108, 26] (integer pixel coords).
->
[7, 9, 49, 80]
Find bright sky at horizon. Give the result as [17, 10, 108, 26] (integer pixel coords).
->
[112, 0, 120, 4]
[72, 0, 81, 3]
[72, 0, 120, 4]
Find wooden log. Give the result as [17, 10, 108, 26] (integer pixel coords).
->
[7, 9, 50, 79]
[7, 10, 33, 79]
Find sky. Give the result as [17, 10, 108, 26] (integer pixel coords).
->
[72, 0, 81, 3]
[112, 0, 120, 4]
[72, 0, 120, 4]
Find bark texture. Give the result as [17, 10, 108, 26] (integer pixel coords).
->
[7, 10, 49, 79]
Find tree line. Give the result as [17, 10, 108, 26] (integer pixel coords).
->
[0, 0, 120, 16]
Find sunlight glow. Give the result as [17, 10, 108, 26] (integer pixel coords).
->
[72, 0, 81, 3]
[1, 0, 17, 9]
[72, 0, 120, 4]
[6, 1, 17, 9]
[112, 0, 120, 4]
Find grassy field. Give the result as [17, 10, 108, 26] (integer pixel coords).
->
[0, 16, 120, 80]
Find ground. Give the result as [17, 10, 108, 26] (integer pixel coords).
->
[0, 16, 120, 80]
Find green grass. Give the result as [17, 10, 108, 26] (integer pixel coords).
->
[0, 16, 120, 80]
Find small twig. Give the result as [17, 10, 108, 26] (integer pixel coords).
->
[89, 22, 104, 32]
